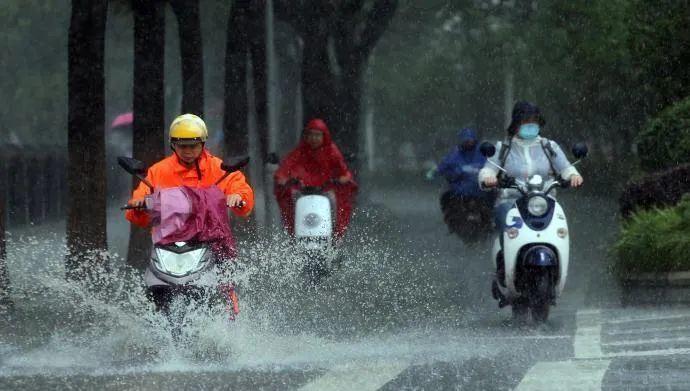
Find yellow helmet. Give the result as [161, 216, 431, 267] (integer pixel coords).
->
[169, 113, 208, 144]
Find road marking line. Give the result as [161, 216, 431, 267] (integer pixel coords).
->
[299, 361, 408, 391]
[574, 309, 603, 359]
[605, 313, 690, 324]
[515, 359, 611, 391]
[599, 348, 690, 358]
[602, 336, 690, 347]
[478, 335, 570, 340]
[604, 324, 690, 336]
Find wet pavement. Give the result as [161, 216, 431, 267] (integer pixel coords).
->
[1, 181, 689, 390]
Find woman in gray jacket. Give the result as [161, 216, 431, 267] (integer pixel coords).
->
[478, 101, 584, 230]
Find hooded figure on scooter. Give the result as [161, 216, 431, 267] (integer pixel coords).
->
[274, 118, 358, 240]
[479, 101, 583, 226]
[436, 128, 487, 198]
[431, 128, 495, 240]
[478, 101, 586, 322]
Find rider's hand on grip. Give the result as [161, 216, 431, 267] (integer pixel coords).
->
[121, 197, 147, 210]
[336, 175, 351, 185]
[483, 176, 498, 188]
[226, 194, 244, 209]
[569, 174, 583, 188]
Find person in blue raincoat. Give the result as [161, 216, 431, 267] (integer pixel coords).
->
[429, 128, 495, 238]
[434, 128, 487, 197]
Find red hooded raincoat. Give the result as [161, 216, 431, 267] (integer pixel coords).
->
[274, 119, 357, 239]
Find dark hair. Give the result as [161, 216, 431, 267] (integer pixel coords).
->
[506, 101, 546, 136]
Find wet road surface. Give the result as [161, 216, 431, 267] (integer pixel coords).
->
[1, 181, 689, 390]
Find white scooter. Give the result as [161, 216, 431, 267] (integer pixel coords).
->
[279, 178, 341, 284]
[480, 142, 587, 322]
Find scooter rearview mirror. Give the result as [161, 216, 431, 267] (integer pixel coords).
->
[266, 152, 280, 165]
[221, 156, 250, 173]
[572, 143, 588, 159]
[479, 142, 496, 158]
[117, 156, 147, 176]
[117, 156, 153, 192]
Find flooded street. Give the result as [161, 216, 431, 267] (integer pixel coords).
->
[4, 181, 685, 390]
[2, 0, 687, 389]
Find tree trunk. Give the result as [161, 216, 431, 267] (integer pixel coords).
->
[334, 63, 364, 169]
[248, 0, 268, 162]
[170, 0, 204, 116]
[66, 0, 109, 281]
[300, 12, 338, 132]
[0, 156, 10, 309]
[224, 3, 250, 157]
[127, 0, 166, 269]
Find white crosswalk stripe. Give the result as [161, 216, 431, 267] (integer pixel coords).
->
[298, 361, 408, 391]
[515, 359, 611, 391]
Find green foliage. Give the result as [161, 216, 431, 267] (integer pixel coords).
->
[635, 96, 690, 171]
[628, 0, 690, 113]
[369, 0, 645, 168]
[0, 1, 69, 145]
[614, 195, 690, 276]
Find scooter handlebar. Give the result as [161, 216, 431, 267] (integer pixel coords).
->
[123, 202, 246, 211]
[279, 177, 348, 191]
[120, 204, 147, 211]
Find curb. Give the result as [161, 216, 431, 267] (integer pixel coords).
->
[620, 271, 690, 307]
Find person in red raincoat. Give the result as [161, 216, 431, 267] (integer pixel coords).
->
[274, 118, 358, 240]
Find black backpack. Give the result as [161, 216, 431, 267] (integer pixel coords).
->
[497, 138, 558, 180]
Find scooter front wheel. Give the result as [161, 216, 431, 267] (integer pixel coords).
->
[531, 302, 550, 323]
[512, 298, 529, 322]
[530, 272, 552, 323]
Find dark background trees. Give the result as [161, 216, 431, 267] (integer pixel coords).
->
[275, 0, 398, 170]
[1, 0, 687, 282]
[65, 0, 109, 280]
[126, 0, 167, 269]
[170, 0, 205, 116]
[0, 163, 9, 309]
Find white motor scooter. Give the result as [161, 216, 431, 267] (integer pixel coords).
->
[290, 181, 339, 283]
[480, 142, 587, 322]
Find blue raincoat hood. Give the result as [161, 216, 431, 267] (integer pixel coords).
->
[437, 128, 485, 197]
[457, 128, 477, 144]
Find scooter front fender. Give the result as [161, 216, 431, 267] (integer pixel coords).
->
[522, 246, 558, 267]
[501, 203, 570, 298]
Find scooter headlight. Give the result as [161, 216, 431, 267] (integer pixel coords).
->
[527, 196, 549, 217]
[154, 248, 209, 277]
[304, 213, 322, 228]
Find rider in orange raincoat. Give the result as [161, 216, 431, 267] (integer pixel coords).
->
[274, 118, 358, 239]
[125, 114, 253, 315]
[126, 113, 254, 228]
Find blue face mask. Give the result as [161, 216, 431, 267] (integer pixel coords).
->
[518, 123, 540, 139]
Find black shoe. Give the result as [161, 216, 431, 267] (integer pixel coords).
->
[492, 279, 509, 308]
[491, 279, 500, 300]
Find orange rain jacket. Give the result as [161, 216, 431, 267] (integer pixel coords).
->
[125, 149, 254, 227]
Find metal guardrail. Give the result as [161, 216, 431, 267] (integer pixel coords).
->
[0, 145, 67, 228]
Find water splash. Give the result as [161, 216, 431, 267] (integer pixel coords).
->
[0, 194, 559, 378]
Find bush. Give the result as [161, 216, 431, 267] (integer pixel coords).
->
[619, 163, 690, 218]
[635, 96, 690, 172]
[614, 195, 690, 277]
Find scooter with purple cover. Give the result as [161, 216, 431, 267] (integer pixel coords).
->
[119, 156, 248, 332]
